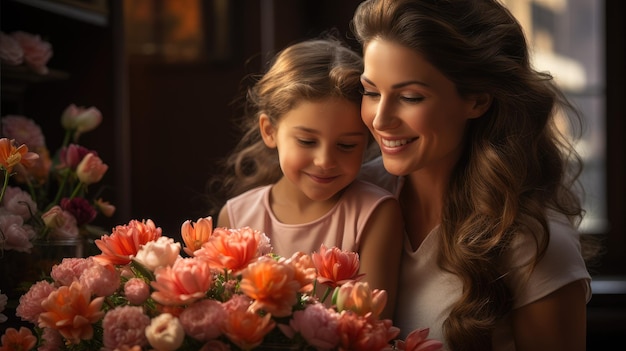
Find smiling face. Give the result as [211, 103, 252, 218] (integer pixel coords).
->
[260, 97, 368, 202]
[360, 39, 487, 178]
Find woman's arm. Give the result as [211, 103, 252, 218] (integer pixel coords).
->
[512, 279, 588, 351]
[358, 197, 404, 319]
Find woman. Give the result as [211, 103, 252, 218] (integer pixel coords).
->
[352, 0, 599, 350]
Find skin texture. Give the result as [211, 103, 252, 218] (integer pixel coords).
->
[218, 97, 403, 318]
[361, 38, 587, 350]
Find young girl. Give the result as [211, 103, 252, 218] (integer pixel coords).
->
[352, 0, 601, 350]
[211, 37, 403, 318]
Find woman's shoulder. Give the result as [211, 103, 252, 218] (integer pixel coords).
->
[357, 156, 402, 196]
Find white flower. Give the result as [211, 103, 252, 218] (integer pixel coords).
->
[133, 236, 181, 271]
[145, 313, 184, 351]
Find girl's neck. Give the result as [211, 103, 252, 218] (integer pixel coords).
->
[269, 178, 340, 224]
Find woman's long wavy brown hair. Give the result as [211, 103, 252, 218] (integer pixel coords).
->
[352, 0, 601, 349]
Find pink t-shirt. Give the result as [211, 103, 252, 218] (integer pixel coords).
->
[225, 179, 395, 257]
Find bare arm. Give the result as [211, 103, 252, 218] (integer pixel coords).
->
[357, 197, 404, 319]
[216, 205, 231, 228]
[512, 279, 588, 351]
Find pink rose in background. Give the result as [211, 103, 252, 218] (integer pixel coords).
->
[10, 31, 52, 74]
[0, 31, 23, 65]
[76, 153, 108, 185]
[102, 306, 150, 350]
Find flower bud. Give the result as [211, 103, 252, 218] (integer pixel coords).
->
[145, 313, 185, 351]
[76, 153, 108, 185]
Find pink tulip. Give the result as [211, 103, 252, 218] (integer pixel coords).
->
[335, 281, 388, 320]
[94, 198, 116, 217]
[60, 104, 102, 141]
[76, 153, 108, 185]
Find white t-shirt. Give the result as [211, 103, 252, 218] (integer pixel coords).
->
[359, 157, 592, 350]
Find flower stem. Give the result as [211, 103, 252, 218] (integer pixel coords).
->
[69, 182, 84, 200]
[0, 170, 8, 204]
[48, 171, 71, 211]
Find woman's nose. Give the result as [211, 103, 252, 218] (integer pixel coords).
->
[372, 99, 399, 131]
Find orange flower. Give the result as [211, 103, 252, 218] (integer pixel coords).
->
[38, 281, 105, 344]
[0, 138, 38, 173]
[151, 257, 213, 306]
[312, 244, 364, 288]
[93, 219, 162, 266]
[0, 327, 37, 351]
[337, 311, 399, 351]
[282, 251, 317, 293]
[222, 307, 275, 350]
[334, 281, 387, 320]
[239, 256, 301, 317]
[181, 216, 213, 256]
[194, 226, 263, 272]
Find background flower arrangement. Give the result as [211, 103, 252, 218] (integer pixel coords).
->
[0, 216, 444, 351]
[0, 30, 53, 75]
[0, 104, 115, 253]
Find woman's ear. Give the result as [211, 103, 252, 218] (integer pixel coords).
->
[259, 113, 277, 148]
[467, 93, 492, 119]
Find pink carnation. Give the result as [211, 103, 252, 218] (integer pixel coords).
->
[38, 327, 64, 351]
[15, 280, 56, 324]
[79, 260, 120, 297]
[1, 186, 37, 220]
[11, 31, 52, 74]
[0, 115, 46, 150]
[0, 213, 35, 253]
[102, 306, 150, 350]
[124, 278, 150, 305]
[179, 299, 226, 342]
[281, 303, 340, 350]
[0, 31, 23, 65]
[50, 257, 91, 286]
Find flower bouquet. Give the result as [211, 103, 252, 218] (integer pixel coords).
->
[0, 216, 443, 351]
[0, 105, 116, 328]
